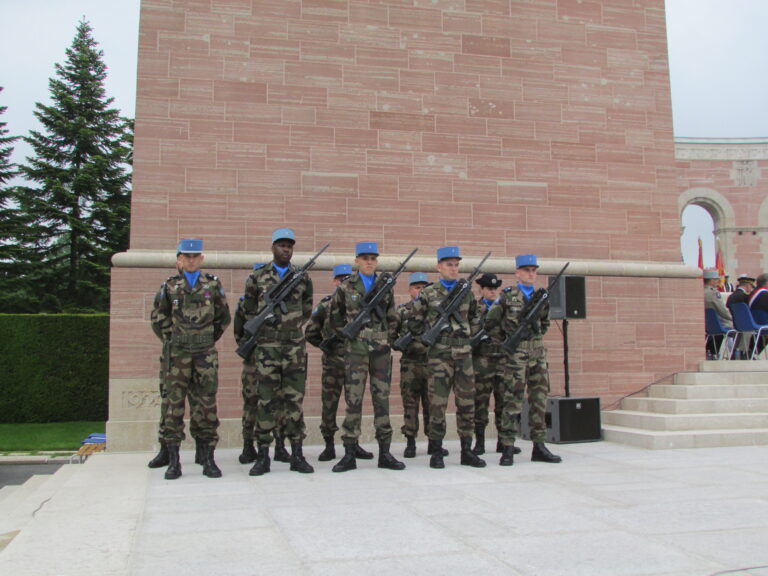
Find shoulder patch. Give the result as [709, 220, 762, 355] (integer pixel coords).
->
[204, 273, 219, 281]
[502, 286, 513, 293]
[321, 294, 332, 303]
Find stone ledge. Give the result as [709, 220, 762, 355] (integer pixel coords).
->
[112, 249, 701, 279]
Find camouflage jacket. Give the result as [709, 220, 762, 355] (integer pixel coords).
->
[241, 261, 313, 344]
[151, 271, 231, 352]
[485, 284, 550, 350]
[305, 294, 345, 356]
[396, 300, 428, 359]
[406, 280, 480, 357]
[474, 300, 503, 356]
[328, 272, 398, 351]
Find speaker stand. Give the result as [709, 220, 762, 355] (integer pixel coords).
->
[563, 318, 571, 398]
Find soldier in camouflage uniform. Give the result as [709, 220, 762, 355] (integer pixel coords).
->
[305, 264, 373, 462]
[151, 239, 231, 480]
[405, 246, 486, 469]
[241, 228, 315, 476]
[485, 254, 562, 465]
[472, 272, 519, 457]
[328, 242, 405, 473]
[396, 272, 440, 459]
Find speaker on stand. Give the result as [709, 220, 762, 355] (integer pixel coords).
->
[548, 275, 586, 397]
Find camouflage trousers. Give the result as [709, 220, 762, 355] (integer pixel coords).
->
[162, 346, 220, 446]
[240, 357, 259, 441]
[320, 352, 345, 438]
[426, 349, 475, 441]
[340, 345, 393, 445]
[501, 343, 550, 444]
[472, 351, 505, 435]
[399, 354, 430, 438]
[156, 349, 200, 442]
[254, 342, 307, 445]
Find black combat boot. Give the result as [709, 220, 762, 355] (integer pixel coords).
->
[427, 439, 449, 456]
[194, 438, 205, 465]
[239, 439, 257, 464]
[249, 444, 271, 476]
[164, 444, 182, 480]
[332, 444, 357, 473]
[532, 442, 562, 463]
[148, 441, 169, 469]
[460, 437, 486, 468]
[473, 430, 486, 455]
[318, 435, 336, 462]
[403, 435, 416, 458]
[499, 445, 515, 467]
[290, 441, 315, 474]
[202, 445, 223, 478]
[273, 433, 291, 463]
[429, 439, 445, 469]
[497, 437, 520, 454]
[378, 441, 406, 470]
[354, 443, 374, 460]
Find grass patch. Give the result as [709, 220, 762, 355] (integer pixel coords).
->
[0, 421, 105, 452]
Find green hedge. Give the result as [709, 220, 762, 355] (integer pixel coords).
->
[0, 315, 108, 423]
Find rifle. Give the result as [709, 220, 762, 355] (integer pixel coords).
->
[469, 325, 489, 350]
[235, 244, 330, 359]
[420, 251, 491, 347]
[502, 262, 569, 354]
[338, 248, 418, 342]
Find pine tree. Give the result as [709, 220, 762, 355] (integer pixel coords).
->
[0, 87, 32, 312]
[16, 20, 131, 312]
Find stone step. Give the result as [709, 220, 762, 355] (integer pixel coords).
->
[623, 396, 768, 414]
[672, 371, 768, 385]
[602, 410, 768, 431]
[0, 465, 79, 537]
[602, 424, 768, 449]
[700, 360, 768, 373]
[647, 383, 768, 400]
[0, 486, 20, 506]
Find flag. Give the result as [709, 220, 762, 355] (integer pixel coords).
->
[715, 237, 725, 291]
[697, 237, 703, 270]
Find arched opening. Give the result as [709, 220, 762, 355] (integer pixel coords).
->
[681, 204, 716, 267]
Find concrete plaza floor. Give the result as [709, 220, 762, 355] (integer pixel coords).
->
[0, 439, 767, 576]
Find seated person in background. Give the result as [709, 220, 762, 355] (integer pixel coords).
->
[704, 269, 733, 329]
[748, 273, 768, 325]
[726, 274, 755, 310]
[704, 268, 732, 359]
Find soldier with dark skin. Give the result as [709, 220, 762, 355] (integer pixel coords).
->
[241, 228, 315, 476]
[396, 272, 447, 459]
[328, 242, 405, 473]
[151, 239, 231, 480]
[305, 265, 374, 462]
[485, 254, 562, 466]
[405, 246, 486, 469]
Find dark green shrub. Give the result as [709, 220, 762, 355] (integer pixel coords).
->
[0, 315, 108, 422]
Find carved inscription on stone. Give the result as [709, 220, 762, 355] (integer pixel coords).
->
[731, 160, 760, 187]
[123, 390, 161, 409]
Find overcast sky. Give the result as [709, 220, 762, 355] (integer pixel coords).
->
[2, 0, 765, 267]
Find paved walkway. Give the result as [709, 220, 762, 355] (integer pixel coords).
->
[1, 440, 767, 576]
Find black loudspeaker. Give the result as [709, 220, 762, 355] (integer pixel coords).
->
[520, 396, 602, 443]
[548, 275, 586, 320]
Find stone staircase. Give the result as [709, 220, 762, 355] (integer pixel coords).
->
[0, 464, 77, 552]
[602, 361, 768, 449]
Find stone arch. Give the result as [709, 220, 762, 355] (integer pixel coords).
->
[678, 187, 736, 273]
[678, 187, 736, 231]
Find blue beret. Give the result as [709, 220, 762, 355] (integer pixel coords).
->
[515, 254, 539, 268]
[333, 264, 352, 278]
[437, 246, 461, 262]
[409, 272, 429, 285]
[272, 228, 295, 243]
[176, 239, 203, 254]
[356, 242, 379, 256]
